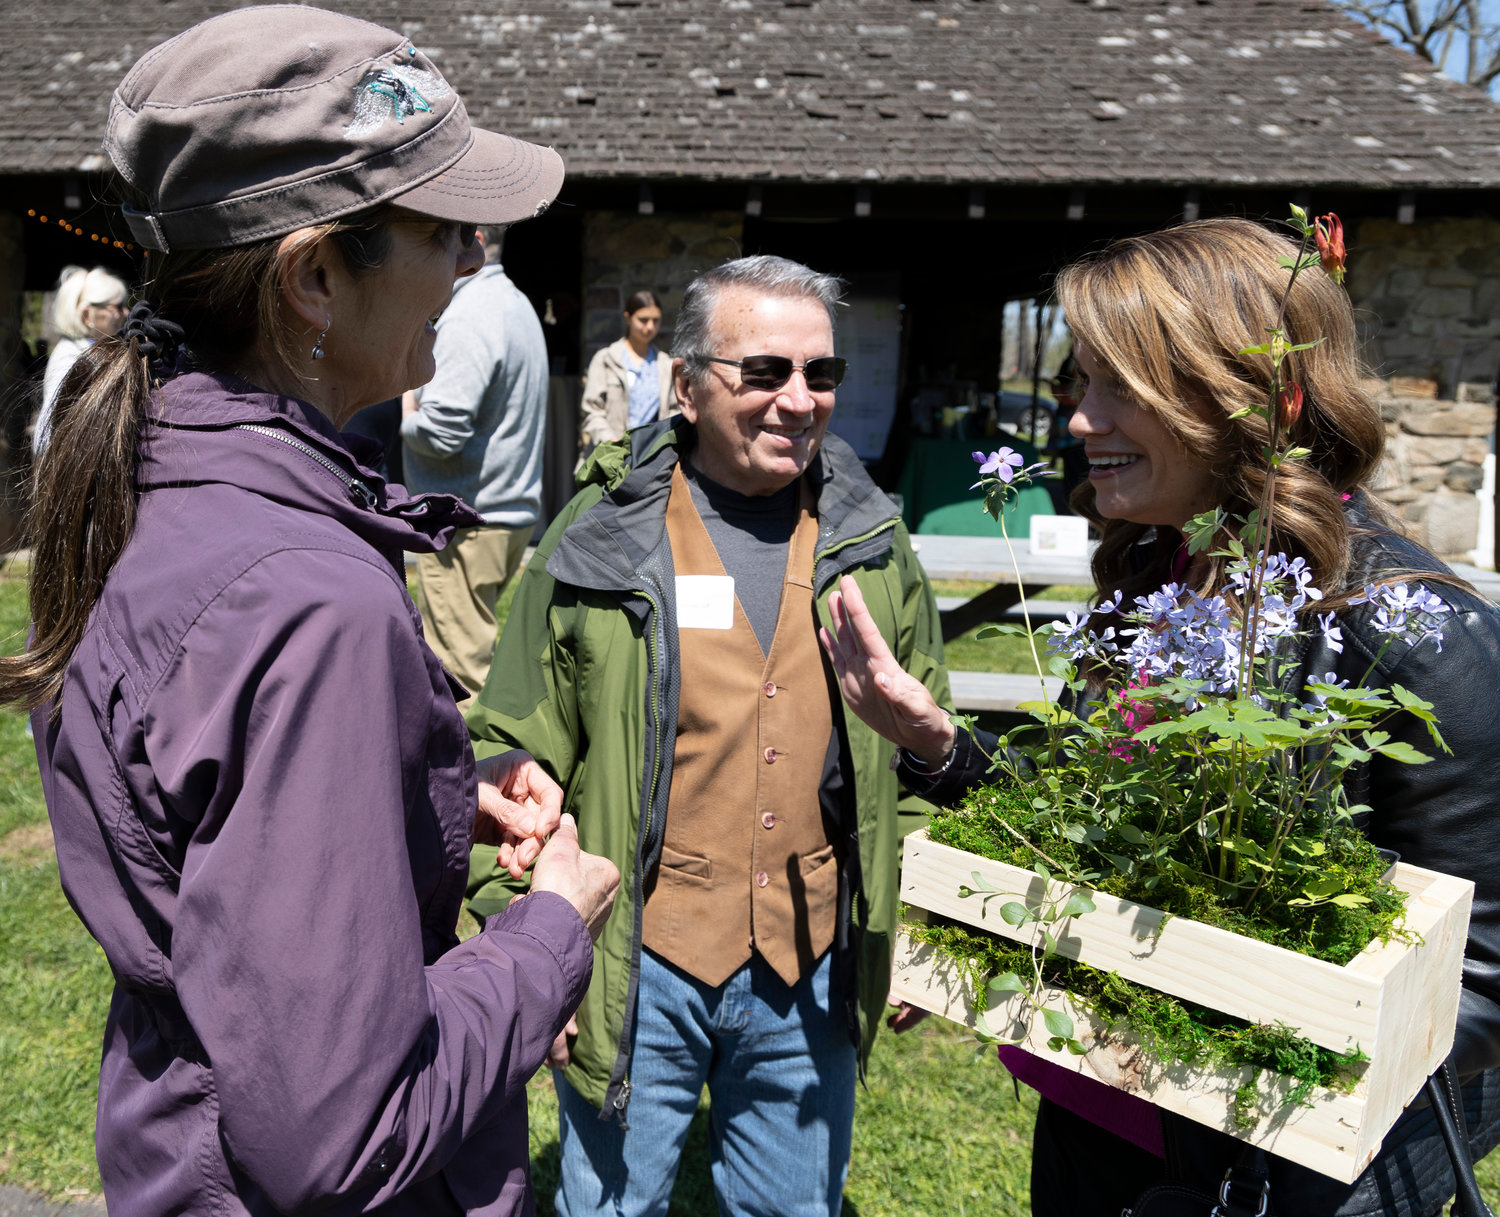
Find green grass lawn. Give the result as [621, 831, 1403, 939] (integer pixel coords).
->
[3, 564, 1495, 1214]
[0, 573, 116, 1200]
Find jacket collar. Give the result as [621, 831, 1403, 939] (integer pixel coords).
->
[138, 370, 482, 557]
[550, 416, 898, 592]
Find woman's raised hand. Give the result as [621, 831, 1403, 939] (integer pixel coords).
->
[819, 576, 956, 766]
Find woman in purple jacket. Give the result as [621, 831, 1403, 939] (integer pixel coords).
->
[0, 9, 617, 1215]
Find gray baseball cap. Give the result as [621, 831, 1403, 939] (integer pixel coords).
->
[105, 5, 564, 252]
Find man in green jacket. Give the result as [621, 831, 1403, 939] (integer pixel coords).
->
[466, 255, 950, 1217]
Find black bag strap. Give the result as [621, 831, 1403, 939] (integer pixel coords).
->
[1213, 1146, 1270, 1217]
[1424, 1058, 1495, 1217]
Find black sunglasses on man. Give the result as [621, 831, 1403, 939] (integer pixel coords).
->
[705, 354, 848, 393]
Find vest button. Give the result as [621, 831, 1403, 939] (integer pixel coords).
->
[756, 871, 769, 888]
[761, 812, 776, 829]
[764, 681, 777, 697]
[763, 746, 777, 764]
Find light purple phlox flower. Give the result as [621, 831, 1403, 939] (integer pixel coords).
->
[970, 447, 1055, 490]
[1043, 554, 1370, 696]
[1349, 582, 1450, 653]
[1047, 592, 1125, 662]
[1050, 610, 1091, 649]
[1316, 611, 1344, 654]
[1227, 552, 1323, 609]
[972, 447, 1025, 483]
[1117, 588, 1243, 692]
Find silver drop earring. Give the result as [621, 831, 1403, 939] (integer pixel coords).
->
[311, 323, 330, 361]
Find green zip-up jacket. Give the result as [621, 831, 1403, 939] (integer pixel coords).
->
[466, 416, 950, 1120]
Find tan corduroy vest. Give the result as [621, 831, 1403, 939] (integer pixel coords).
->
[642, 465, 838, 988]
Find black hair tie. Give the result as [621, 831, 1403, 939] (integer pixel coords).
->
[122, 300, 186, 372]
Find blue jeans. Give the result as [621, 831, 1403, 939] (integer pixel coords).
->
[554, 947, 856, 1217]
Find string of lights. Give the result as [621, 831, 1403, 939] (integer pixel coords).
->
[25, 208, 133, 251]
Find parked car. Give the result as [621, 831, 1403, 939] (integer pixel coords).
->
[996, 388, 1057, 443]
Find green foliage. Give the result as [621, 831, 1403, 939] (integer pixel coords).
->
[928, 791, 1410, 966]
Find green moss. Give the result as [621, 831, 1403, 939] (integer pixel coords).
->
[904, 917, 1365, 1124]
[1232, 1080, 1260, 1131]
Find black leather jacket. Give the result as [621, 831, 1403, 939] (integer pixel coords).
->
[1292, 506, 1500, 1081]
[905, 504, 1500, 1079]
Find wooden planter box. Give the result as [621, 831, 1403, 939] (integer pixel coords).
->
[891, 829, 1473, 1182]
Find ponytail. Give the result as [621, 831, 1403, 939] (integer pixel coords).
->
[2, 337, 153, 711]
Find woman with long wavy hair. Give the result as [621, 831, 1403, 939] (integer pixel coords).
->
[821, 217, 1500, 1217]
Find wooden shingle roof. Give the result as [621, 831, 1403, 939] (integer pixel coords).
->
[11, 0, 1500, 189]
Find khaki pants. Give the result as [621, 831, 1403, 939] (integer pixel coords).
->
[414, 524, 531, 696]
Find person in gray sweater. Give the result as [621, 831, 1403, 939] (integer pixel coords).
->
[401, 228, 549, 693]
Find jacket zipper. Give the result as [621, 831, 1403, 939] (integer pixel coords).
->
[235, 423, 377, 510]
[813, 510, 901, 1069]
[602, 584, 664, 1125]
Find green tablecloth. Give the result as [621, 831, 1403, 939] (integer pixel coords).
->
[897, 437, 1056, 537]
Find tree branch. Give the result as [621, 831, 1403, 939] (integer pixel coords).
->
[1331, 0, 1499, 91]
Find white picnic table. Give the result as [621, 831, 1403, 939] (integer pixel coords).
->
[1449, 562, 1500, 602]
[909, 533, 1093, 711]
[910, 533, 1096, 643]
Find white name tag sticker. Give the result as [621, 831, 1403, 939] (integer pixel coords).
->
[676, 575, 735, 630]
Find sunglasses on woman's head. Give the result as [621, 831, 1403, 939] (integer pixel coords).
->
[706, 355, 848, 392]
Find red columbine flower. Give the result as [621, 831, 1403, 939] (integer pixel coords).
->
[1278, 382, 1304, 427]
[1314, 213, 1346, 284]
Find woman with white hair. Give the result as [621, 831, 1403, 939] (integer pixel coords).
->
[37, 265, 129, 452]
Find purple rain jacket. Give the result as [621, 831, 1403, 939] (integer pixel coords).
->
[34, 370, 591, 1217]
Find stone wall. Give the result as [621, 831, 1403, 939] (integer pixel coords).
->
[1349, 217, 1499, 564]
[581, 211, 743, 367]
[1349, 216, 1500, 396]
[1368, 377, 1494, 561]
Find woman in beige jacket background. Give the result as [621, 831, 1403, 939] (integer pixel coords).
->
[577, 289, 677, 462]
